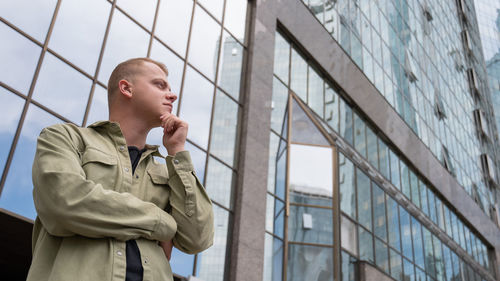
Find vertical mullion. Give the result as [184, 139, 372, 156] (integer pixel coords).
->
[82, 0, 118, 127]
[0, 0, 62, 194]
[282, 93, 292, 281]
[332, 147, 342, 281]
[146, 0, 162, 58]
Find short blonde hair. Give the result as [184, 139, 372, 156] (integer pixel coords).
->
[107, 58, 169, 103]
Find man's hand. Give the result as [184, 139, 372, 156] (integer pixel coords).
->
[159, 240, 174, 261]
[160, 113, 188, 156]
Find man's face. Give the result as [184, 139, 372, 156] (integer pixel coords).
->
[129, 61, 177, 126]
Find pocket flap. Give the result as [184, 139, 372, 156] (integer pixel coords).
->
[82, 147, 117, 166]
[147, 165, 169, 185]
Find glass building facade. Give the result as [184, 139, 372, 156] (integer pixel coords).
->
[1, 0, 500, 281]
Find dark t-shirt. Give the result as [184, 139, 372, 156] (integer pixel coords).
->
[125, 146, 147, 281]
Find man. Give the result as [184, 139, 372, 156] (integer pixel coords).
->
[26, 58, 214, 281]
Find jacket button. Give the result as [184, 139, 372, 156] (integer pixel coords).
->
[116, 251, 123, 256]
[119, 146, 125, 151]
[173, 159, 179, 164]
[124, 167, 130, 172]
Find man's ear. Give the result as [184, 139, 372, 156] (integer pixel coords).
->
[118, 79, 133, 99]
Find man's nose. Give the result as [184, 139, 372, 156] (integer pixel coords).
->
[166, 91, 177, 102]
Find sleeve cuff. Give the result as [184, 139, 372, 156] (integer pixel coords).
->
[152, 208, 177, 241]
[165, 150, 194, 177]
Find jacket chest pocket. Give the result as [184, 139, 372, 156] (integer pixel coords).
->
[81, 147, 118, 190]
[146, 164, 170, 209]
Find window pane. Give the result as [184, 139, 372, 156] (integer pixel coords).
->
[156, 0, 193, 57]
[400, 206, 414, 261]
[179, 67, 214, 149]
[267, 132, 279, 193]
[366, 127, 378, 169]
[116, 0, 156, 30]
[356, 168, 372, 231]
[389, 149, 401, 190]
[274, 198, 285, 239]
[217, 32, 243, 100]
[0, 23, 41, 94]
[412, 217, 425, 270]
[375, 238, 390, 274]
[0, 89, 25, 175]
[188, 5, 222, 81]
[197, 0, 223, 21]
[308, 66, 324, 117]
[266, 194, 275, 233]
[209, 90, 238, 167]
[291, 99, 329, 146]
[423, 227, 436, 277]
[386, 195, 401, 251]
[289, 144, 333, 205]
[263, 233, 283, 281]
[325, 84, 339, 132]
[288, 204, 333, 245]
[373, 183, 387, 242]
[287, 244, 334, 281]
[353, 112, 366, 157]
[401, 161, 411, 199]
[150, 39, 185, 102]
[358, 226, 374, 263]
[32, 52, 92, 124]
[196, 205, 229, 281]
[341, 215, 358, 255]
[419, 181, 429, 216]
[274, 33, 290, 85]
[410, 171, 421, 208]
[0, 105, 62, 219]
[403, 258, 416, 281]
[86, 85, 108, 126]
[339, 99, 353, 144]
[98, 9, 149, 83]
[390, 249, 403, 281]
[0, 0, 57, 42]
[341, 250, 357, 281]
[339, 153, 356, 218]
[275, 144, 286, 200]
[49, 0, 110, 75]
[290, 48, 307, 101]
[184, 141, 207, 183]
[428, 190, 437, 224]
[433, 235, 444, 281]
[224, 0, 247, 40]
[378, 139, 390, 179]
[204, 157, 234, 209]
[271, 77, 289, 133]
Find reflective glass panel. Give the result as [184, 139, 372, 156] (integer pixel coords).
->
[400, 206, 413, 261]
[410, 171, 421, 208]
[288, 205, 333, 244]
[196, 204, 229, 281]
[184, 141, 207, 184]
[403, 258, 416, 281]
[339, 99, 353, 144]
[0, 0, 57, 42]
[0, 89, 24, 175]
[179, 67, 214, 149]
[217, 32, 243, 100]
[98, 9, 149, 83]
[412, 217, 425, 270]
[378, 139, 390, 179]
[353, 112, 366, 157]
[116, 0, 156, 30]
[209, 90, 238, 167]
[428, 190, 437, 224]
[401, 161, 411, 199]
[275, 143, 286, 200]
[366, 127, 378, 169]
[271, 77, 289, 133]
[86, 85, 108, 126]
[341, 215, 358, 255]
[419, 181, 429, 216]
[224, 0, 247, 41]
[49, 0, 110, 75]
[274, 198, 285, 239]
[290, 48, 307, 101]
[291, 99, 329, 146]
[341, 251, 356, 281]
[356, 168, 372, 231]
[32, 52, 92, 124]
[0, 105, 62, 219]
[358, 226, 374, 263]
[442, 244, 453, 281]
[423, 227, 436, 277]
[170, 246, 194, 277]
[156, 0, 193, 57]
[274, 33, 290, 85]
[287, 244, 334, 281]
[386, 195, 401, 251]
[289, 144, 333, 205]
[373, 183, 387, 242]
[197, 0, 223, 21]
[263, 233, 283, 281]
[433, 235, 444, 281]
[265, 194, 275, 233]
[188, 5, 222, 81]
[150, 39, 185, 102]
[0, 23, 41, 94]
[375, 238, 390, 274]
[339, 153, 356, 218]
[390, 248, 403, 281]
[204, 157, 233, 209]
[324, 83, 339, 132]
[389, 149, 401, 190]
[267, 132, 279, 193]
[308, 66, 323, 117]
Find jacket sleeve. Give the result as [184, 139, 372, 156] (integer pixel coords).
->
[32, 125, 177, 242]
[165, 151, 214, 254]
